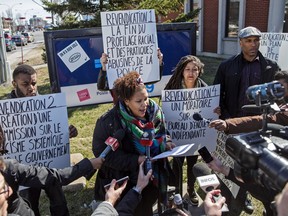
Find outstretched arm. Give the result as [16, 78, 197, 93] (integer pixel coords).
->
[5, 157, 104, 188]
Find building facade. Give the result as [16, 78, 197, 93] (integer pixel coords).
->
[186, 0, 288, 57]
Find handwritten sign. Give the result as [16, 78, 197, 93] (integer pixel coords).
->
[259, 33, 288, 70]
[213, 132, 240, 198]
[57, 40, 90, 72]
[0, 93, 70, 169]
[161, 85, 220, 154]
[101, 9, 159, 88]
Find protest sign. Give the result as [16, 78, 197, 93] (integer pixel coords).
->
[0, 93, 70, 169]
[213, 132, 240, 198]
[259, 33, 288, 70]
[162, 85, 220, 154]
[101, 9, 159, 88]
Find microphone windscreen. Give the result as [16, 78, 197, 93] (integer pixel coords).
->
[193, 113, 203, 121]
[193, 162, 212, 178]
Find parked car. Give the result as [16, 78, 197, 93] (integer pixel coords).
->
[11, 35, 28, 46]
[21, 32, 34, 43]
[5, 39, 16, 52]
[4, 33, 12, 39]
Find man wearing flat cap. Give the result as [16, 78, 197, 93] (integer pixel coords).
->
[212, 26, 280, 213]
[214, 26, 280, 119]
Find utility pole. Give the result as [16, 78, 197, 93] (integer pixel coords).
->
[0, 17, 10, 84]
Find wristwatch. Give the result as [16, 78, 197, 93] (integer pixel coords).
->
[132, 186, 142, 195]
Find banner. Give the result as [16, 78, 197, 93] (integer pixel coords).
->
[259, 33, 288, 70]
[161, 85, 220, 154]
[0, 93, 70, 168]
[101, 9, 159, 88]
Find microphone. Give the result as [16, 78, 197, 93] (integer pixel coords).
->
[140, 122, 154, 174]
[86, 129, 125, 180]
[194, 163, 229, 212]
[100, 129, 125, 158]
[193, 112, 211, 124]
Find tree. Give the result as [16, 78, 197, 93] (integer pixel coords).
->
[41, 0, 199, 29]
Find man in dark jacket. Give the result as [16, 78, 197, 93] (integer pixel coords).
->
[7, 64, 78, 215]
[214, 26, 280, 120]
[213, 26, 281, 213]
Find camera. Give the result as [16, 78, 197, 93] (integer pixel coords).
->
[225, 81, 288, 192]
[226, 131, 288, 192]
[246, 81, 284, 104]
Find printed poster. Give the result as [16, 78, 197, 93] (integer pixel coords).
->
[57, 40, 90, 72]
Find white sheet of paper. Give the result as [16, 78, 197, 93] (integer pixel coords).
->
[152, 143, 195, 160]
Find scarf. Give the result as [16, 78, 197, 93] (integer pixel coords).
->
[119, 99, 168, 203]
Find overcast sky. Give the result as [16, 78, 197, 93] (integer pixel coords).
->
[0, 0, 51, 21]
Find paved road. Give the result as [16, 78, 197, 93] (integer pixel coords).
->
[6, 31, 44, 67]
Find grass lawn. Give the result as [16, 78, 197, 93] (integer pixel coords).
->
[0, 48, 264, 215]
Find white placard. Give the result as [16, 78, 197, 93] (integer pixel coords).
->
[213, 132, 240, 198]
[57, 40, 90, 72]
[259, 33, 288, 70]
[0, 93, 70, 169]
[161, 85, 220, 154]
[101, 9, 159, 88]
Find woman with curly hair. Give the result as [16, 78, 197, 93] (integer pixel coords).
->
[165, 55, 220, 206]
[92, 71, 173, 216]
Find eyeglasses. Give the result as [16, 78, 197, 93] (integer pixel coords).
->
[0, 183, 9, 196]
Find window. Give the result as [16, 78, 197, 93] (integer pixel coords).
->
[225, 0, 240, 37]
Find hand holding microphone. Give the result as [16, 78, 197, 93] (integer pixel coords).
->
[87, 129, 125, 180]
[194, 160, 229, 213]
[196, 173, 229, 213]
[204, 189, 226, 216]
[193, 112, 212, 124]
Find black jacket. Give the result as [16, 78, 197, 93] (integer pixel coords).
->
[92, 107, 140, 200]
[3, 158, 93, 215]
[213, 52, 280, 119]
[92, 106, 168, 216]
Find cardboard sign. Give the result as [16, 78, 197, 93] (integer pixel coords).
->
[0, 93, 70, 168]
[101, 9, 159, 88]
[161, 85, 220, 154]
[259, 33, 288, 70]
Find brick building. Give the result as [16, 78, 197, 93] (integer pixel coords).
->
[185, 0, 288, 57]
